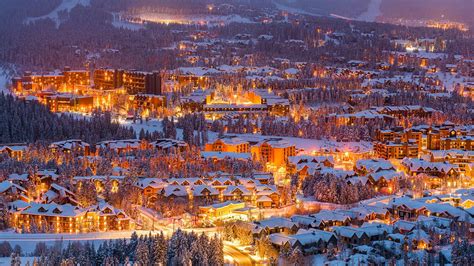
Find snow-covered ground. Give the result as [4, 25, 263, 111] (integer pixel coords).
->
[119, 119, 164, 136]
[0, 230, 159, 255]
[356, 0, 382, 22]
[0, 66, 14, 95]
[111, 19, 146, 31]
[25, 0, 91, 26]
[428, 72, 467, 91]
[111, 13, 146, 31]
[272, 1, 322, 17]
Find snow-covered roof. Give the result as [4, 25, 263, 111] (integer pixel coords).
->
[356, 159, 395, 173]
[222, 185, 251, 196]
[21, 203, 86, 217]
[163, 185, 188, 197]
[367, 170, 404, 182]
[256, 217, 296, 230]
[201, 151, 251, 160]
[0, 181, 27, 194]
[7, 173, 29, 182]
[191, 185, 219, 196]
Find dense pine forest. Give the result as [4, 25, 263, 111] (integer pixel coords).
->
[0, 93, 135, 144]
[8, 230, 224, 265]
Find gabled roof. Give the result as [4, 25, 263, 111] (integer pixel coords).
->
[8, 173, 29, 182]
[136, 178, 166, 188]
[256, 195, 273, 202]
[163, 185, 188, 197]
[407, 229, 430, 243]
[191, 185, 219, 196]
[256, 217, 296, 230]
[21, 203, 85, 217]
[310, 210, 351, 223]
[356, 159, 395, 173]
[0, 181, 27, 194]
[331, 226, 368, 239]
[368, 170, 404, 182]
[394, 220, 416, 232]
[288, 155, 335, 166]
[222, 185, 251, 196]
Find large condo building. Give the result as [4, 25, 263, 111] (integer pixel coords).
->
[123, 70, 162, 95]
[93, 69, 162, 95]
[93, 68, 124, 90]
[12, 67, 90, 92]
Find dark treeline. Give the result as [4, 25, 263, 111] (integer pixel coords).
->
[0, 93, 135, 144]
[27, 230, 224, 265]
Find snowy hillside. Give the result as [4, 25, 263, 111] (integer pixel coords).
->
[356, 0, 382, 22]
[0, 66, 14, 95]
[25, 0, 91, 27]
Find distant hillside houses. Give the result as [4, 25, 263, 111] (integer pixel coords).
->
[329, 105, 438, 126]
[227, 189, 474, 260]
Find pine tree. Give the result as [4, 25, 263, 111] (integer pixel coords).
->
[136, 240, 151, 266]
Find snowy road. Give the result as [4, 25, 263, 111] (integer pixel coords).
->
[223, 244, 255, 266]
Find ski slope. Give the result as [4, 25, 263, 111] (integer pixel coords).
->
[25, 0, 91, 27]
[356, 0, 382, 22]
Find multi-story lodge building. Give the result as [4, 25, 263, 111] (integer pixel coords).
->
[63, 67, 90, 88]
[426, 124, 474, 151]
[181, 89, 290, 117]
[12, 67, 90, 92]
[11, 202, 133, 233]
[93, 69, 163, 95]
[0, 144, 27, 160]
[204, 136, 250, 153]
[375, 123, 474, 158]
[93, 68, 124, 90]
[131, 94, 167, 115]
[49, 139, 91, 155]
[427, 150, 474, 177]
[43, 93, 94, 113]
[374, 140, 419, 160]
[123, 70, 162, 95]
[205, 136, 296, 166]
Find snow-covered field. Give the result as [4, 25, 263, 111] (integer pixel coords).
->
[119, 119, 163, 135]
[111, 13, 146, 31]
[0, 230, 160, 255]
[272, 1, 322, 17]
[111, 19, 146, 31]
[25, 0, 91, 26]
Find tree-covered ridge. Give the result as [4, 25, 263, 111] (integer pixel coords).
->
[0, 93, 135, 144]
